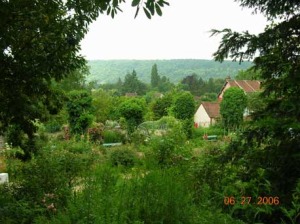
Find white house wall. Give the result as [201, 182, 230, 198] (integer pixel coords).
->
[194, 104, 211, 127]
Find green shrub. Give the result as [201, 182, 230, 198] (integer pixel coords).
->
[0, 139, 94, 223]
[66, 90, 94, 135]
[5, 124, 26, 148]
[64, 140, 92, 154]
[45, 119, 62, 133]
[43, 165, 196, 224]
[109, 147, 136, 167]
[103, 130, 123, 143]
[130, 129, 148, 146]
[150, 136, 176, 166]
[148, 119, 187, 167]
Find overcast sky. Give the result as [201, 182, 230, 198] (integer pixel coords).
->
[80, 0, 268, 60]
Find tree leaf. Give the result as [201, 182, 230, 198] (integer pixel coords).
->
[157, 0, 164, 7]
[163, 1, 170, 6]
[111, 9, 115, 18]
[134, 6, 140, 19]
[143, 7, 151, 19]
[116, 6, 123, 12]
[148, 2, 155, 15]
[131, 0, 140, 7]
[155, 4, 162, 16]
[107, 6, 111, 15]
[113, 0, 118, 7]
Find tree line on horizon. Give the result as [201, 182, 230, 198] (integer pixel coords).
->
[87, 59, 252, 84]
[97, 63, 243, 101]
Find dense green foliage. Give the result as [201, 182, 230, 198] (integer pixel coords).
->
[1, 0, 299, 223]
[118, 98, 146, 134]
[1, 121, 246, 224]
[235, 67, 261, 80]
[151, 93, 173, 120]
[172, 91, 195, 138]
[66, 90, 94, 135]
[212, 0, 300, 222]
[181, 75, 225, 96]
[122, 70, 148, 95]
[88, 59, 252, 83]
[220, 87, 247, 131]
[150, 64, 160, 88]
[92, 89, 115, 123]
[172, 92, 195, 120]
[0, 0, 169, 155]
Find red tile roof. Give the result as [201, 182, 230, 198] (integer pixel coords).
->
[202, 102, 220, 118]
[228, 80, 261, 93]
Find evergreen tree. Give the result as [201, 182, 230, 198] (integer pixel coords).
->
[122, 70, 147, 95]
[150, 64, 160, 88]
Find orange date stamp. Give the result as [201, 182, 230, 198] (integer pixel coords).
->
[224, 196, 280, 205]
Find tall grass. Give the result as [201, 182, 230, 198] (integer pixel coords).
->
[46, 165, 194, 223]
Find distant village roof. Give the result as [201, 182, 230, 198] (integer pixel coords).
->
[202, 102, 220, 118]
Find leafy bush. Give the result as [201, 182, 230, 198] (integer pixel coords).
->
[88, 123, 104, 143]
[150, 136, 176, 166]
[0, 140, 94, 223]
[41, 165, 197, 224]
[5, 124, 26, 148]
[103, 130, 124, 143]
[66, 90, 94, 135]
[281, 180, 300, 224]
[147, 116, 188, 167]
[130, 129, 148, 146]
[109, 147, 136, 167]
[45, 119, 62, 133]
[64, 140, 92, 154]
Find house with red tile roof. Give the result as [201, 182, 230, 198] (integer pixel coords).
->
[194, 102, 220, 128]
[194, 79, 261, 127]
[218, 80, 261, 101]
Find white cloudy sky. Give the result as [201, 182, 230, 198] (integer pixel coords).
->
[80, 0, 267, 60]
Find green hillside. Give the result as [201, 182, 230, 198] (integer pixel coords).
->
[87, 59, 252, 84]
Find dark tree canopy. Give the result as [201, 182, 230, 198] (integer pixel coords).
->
[122, 70, 148, 95]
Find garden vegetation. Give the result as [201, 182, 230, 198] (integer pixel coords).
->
[0, 0, 299, 223]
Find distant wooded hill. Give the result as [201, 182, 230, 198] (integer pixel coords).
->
[87, 59, 252, 84]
